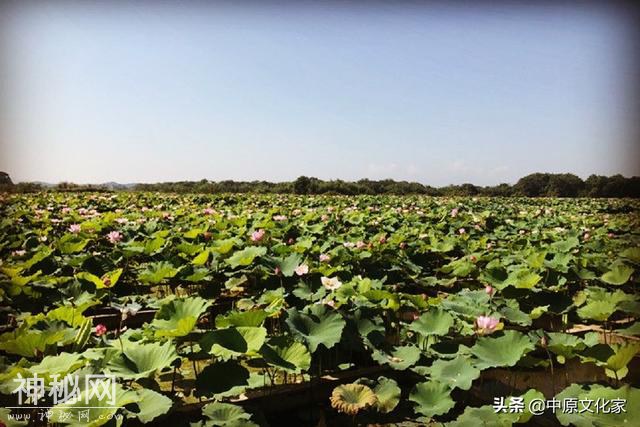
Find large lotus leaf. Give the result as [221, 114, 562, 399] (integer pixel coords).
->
[215, 310, 268, 328]
[600, 261, 634, 285]
[409, 309, 454, 336]
[107, 341, 179, 379]
[550, 236, 579, 253]
[503, 267, 541, 290]
[57, 235, 90, 254]
[429, 356, 480, 391]
[226, 247, 267, 268]
[469, 330, 534, 370]
[371, 345, 421, 370]
[260, 337, 311, 373]
[330, 383, 378, 415]
[409, 380, 456, 418]
[76, 269, 123, 290]
[621, 247, 640, 264]
[543, 332, 588, 363]
[446, 405, 519, 427]
[197, 402, 257, 427]
[138, 261, 180, 284]
[576, 300, 619, 322]
[49, 382, 138, 427]
[372, 377, 401, 414]
[0, 328, 75, 358]
[152, 296, 212, 337]
[603, 343, 640, 379]
[275, 253, 302, 277]
[127, 389, 173, 424]
[555, 384, 640, 427]
[285, 308, 345, 353]
[199, 327, 267, 360]
[28, 352, 85, 382]
[195, 361, 250, 397]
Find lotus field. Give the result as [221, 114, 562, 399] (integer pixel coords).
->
[0, 193, 639, 426]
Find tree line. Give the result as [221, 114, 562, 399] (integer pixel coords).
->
[1, 172, 639, 197]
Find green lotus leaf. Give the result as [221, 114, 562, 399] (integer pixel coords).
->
[196, 402, 257, 427]
[152, 296, 212, 337]
[429, 356, 480, 391]
[195, 361, 250, 397]
[275, 253, 302, 277]
[57, 235, 90, 254]
[285, 307, 345, 353]
[49, 382, 138, 427]
[28, 352, 85, 382]
[199, 327, 267, 360]
[409, 309, 454, 336]
[226, 247, 267, 268]
[138, 261, 180, 284]
[372, 377, 401, 413]
[576, 300, 619, 322]
[0, 328, 76, 358]
[330, 383, 378, 415]
[215, 310, 268, 328]
[621, 247, 640, 264]
[555, 384, 640, 427]
[260, 336, 311, 373]
[76, 268, 123, 289]
[603, 343, 640, 379]
[600, 261, 634, 285]
[128, 389, 173, 424]
[543, 332, 588, 363]
[371, 345, 421, 370]
[107, 341, 179, 379]
[504, 267, 541, 290]
[409, 380, 456, 418]
[469, 330, 534, 370]
[446, 405, 519, 427]
[616, 322, 640, 337]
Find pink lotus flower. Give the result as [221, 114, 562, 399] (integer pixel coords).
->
[321, 214, 329, 221]
[61, 207, 72, 214]
[12, 250, 26, 257]
[356, 241, 366, 249]
[485, 285, 495, 296]
[319, 254, 331, 263]
[458, 228, 466, 235]
[470, 255, 477, 263]
[274, 266, 281, 275]
[69, 224, 81, 233]
[287, 238, 295, 245]
[321, 276, 343, 291]
[343, 242, 355, 248]
[95, 324, 107, 336]
[107, 231, 122, 244]
[607, 232, 615, 238]
[519, 230, 526, 235]
[251, 229, 265, 242]
[204, 208, 215, 215]
[273, 215, 287, 221]
[583, 233, 590, 240]
[295, 264, 309, 276]
[379, 236, 387, 244]
[115, 218, 128, 224]
[450, 208, 459, 217]
[476, 316, 499, 335]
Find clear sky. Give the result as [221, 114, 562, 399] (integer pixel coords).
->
[0, 1, 638, 186]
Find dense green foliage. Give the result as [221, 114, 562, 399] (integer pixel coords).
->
[0, 192, 638, 426]
[2, 171, 639, 197]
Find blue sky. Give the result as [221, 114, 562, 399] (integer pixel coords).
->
[0, 2, 637, 185]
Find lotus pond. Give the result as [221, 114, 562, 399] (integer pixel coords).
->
[0, 193, 638, 426]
